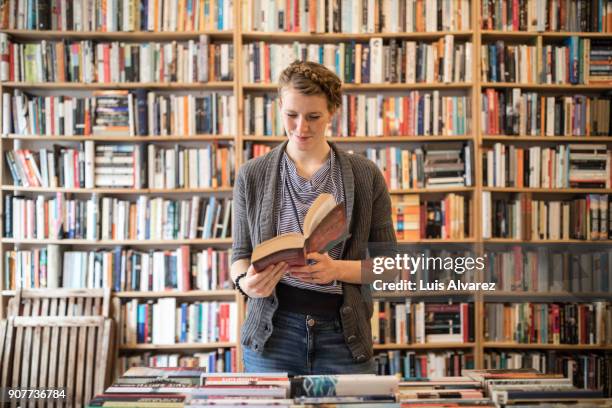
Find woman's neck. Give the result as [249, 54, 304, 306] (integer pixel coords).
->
[285, 141, 331, 179]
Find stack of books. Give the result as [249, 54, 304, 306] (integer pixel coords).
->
[89, 368, 612, 407]
[464, 368, 609, 406]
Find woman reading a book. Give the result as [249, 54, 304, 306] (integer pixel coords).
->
[231, 60, 396, 374]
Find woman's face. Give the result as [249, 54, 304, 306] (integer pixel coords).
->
[280, 87, 334, 152]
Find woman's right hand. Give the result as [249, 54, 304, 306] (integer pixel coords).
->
[241, 262, 289, 298]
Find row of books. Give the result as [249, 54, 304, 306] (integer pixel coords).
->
[482, 193, 612, 241]
[4, 195, 232, 240]
[372, 301, 475, 344]
[6, 142, 234, 189]
[481, 38, 610, 84]
[481, 0, 612, 32]
[485, 246, 612, 292]
[484, 301, 611, 345]
[116, 348, 237, 377]
[376, 350, 474, 379]
[121, 298, 237, 344]
[484, 351, 611, 394]
[243, 37, 473, 84]
[4, 90, 236, 136]
[146, 144, 234, 189]
[364, 143, 472, 188]
[242, 0, 471, 33]
[243, 143, 473, 191]
[0, 0, 233, 31]
[392, 194, 471, 240]
[483, 143, 611, 188]
[3, 245, 232, 291]
[482, 90, 612, 137]
[244, 92, 472, 137]
[0, 36, 232, 83]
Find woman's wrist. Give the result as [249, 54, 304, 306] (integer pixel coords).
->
[331, 259, 362, 283]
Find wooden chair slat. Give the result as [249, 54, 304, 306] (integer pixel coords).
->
[66, 324, 79, 407]
[38, 302, 51, 408]
[84, 325, 96, 407]
[75, 322, 88, 407]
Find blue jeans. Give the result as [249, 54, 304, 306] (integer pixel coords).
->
[243, 309, 375, 375]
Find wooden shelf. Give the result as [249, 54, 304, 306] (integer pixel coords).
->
[483, 342, 612, 350]
[115, 290, 236, 299]
[2, 238, 233, 246]
[1, 289, 236, 298]
[390, 187, 474, 194]
[398, 238, 476, 244]
[483, 187, 612, 194]
[1, 82, 234, 90]
[484, 292, 612, 300]
[480, 82, 612, 91]
[242, 135, 474, 142]
[374, 343, 475, 350]
[0, 29, 234, 40]
[1, 186, 233, 194]
[241, 31, 474, 41]
[243, 83, 473, 91]
[4, 134, 236, 142]
[482, 135, 612, 143]
[119, 342, 236, 351]
[481, 30, 612, 39]
[483, 238, 612, 244]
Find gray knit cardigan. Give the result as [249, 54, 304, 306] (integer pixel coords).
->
[231, 140, 397, 362]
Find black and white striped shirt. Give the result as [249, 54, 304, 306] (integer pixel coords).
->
[275, 147, 344, 294]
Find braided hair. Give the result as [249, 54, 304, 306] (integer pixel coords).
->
[278, 60, 342, 113]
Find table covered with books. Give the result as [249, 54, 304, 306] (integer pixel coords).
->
[88, 368, 612, 407]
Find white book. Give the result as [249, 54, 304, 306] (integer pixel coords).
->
[165, 148, 176, 189]
[136, 196, 148, 240]
[415, 302, 425, 343]
[369, 38, 383, 83]
[154, 298, 177, 344]
[443, 34, 454, 83]
[189, 196, 201, 239]
[482, 191, 491, 239]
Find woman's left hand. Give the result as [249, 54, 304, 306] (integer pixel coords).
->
[289, 252, 338, 284]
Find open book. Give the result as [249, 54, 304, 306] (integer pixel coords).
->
[251, 193, 349, 272]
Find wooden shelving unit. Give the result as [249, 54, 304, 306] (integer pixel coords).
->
[1, 0, 610, 378]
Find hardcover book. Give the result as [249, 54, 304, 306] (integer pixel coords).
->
[251, 193, 348, 272]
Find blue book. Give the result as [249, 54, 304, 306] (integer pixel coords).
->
[209, 353, 216, 373]
[417, 97, 424, 135]
[180, 303, 188, 343]
[403, 354, 410, 380]
[137, 304, 146, 343]
[217, 0, 223, 30]
[490, 45, 497, 82]
[113, 247, 122, 292]
[567, 36, 579, 84]
[224, 349, 232, 372]
[141, 0, 148, 31]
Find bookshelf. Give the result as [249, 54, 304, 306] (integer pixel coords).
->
[0, 0, 610, 389]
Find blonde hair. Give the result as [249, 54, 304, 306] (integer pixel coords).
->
[278, 60, 342, 113]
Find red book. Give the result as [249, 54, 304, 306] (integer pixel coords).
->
[308, 0, 316, 32]
[103, 44, 110, 82]
[293, 0, 300, 32]
[512, 0, 519, 31]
